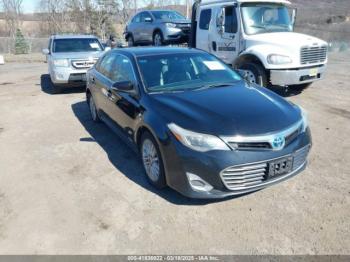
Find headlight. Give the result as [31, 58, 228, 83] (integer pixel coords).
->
[53, 59, 69, 67]
[168, 123, 230, 152]
[299, 106, 309, 132]
[267, 54, 292, 65]
[165, 23, 177, 28]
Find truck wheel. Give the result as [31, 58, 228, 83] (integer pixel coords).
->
[49, 77, 62, 94]
[127, 35, 134, 47]
[140, 132, 167, 189]
[239, 63, 268, 87]
[153, 32, 164, 47]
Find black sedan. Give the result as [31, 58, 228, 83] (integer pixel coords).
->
[86, 47, 311, 199]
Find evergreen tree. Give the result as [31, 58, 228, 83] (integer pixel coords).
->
[15, 29, 29, 55]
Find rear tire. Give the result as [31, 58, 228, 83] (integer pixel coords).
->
[88, 93, 101, 123]
[140, 132, 166, 189]
[238, 62, 268, 87]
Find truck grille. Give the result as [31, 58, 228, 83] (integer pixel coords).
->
[300, 46, 327, 65]
[220, 145, 311, 191]
[71, 59, 97, 69]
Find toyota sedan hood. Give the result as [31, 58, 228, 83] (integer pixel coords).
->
[150, 82, 301, 136]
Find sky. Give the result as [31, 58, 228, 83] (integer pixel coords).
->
[22, 0, 39, 13]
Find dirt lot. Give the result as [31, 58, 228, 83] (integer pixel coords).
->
[0, 53, 349, 255]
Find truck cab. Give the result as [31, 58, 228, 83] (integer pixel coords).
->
[190, 0, 328, 87]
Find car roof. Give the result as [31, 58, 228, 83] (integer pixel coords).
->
[51, 35, 98, 40]
[116, 47, 206, 57]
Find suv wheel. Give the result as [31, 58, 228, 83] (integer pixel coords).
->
[153, 32, 164, 47]
[127, 35, 134, 47]
[88, 94, 101, 122]
[239, 63, 268, 87]
[141, 132, 166, 189]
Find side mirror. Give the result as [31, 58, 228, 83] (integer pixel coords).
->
[290, 8, 297, 29]
[144, 17, 153, 23]
[42, 48, 50, 55]
[111, 81, 135, 93]
[216, 8, 225, 34]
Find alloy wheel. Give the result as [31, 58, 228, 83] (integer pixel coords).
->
[142, 139, 160, 182]
[154, 33, 162, 46]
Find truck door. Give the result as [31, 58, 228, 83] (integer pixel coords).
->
[196, 8, 212, 52]
[210, 5, 240, 64]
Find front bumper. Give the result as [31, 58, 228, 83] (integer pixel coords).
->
[50, 67, 88, 85]
[163, 27, 190, 44]
[270, 64, 327, 86]
[161, 129, 311, 199]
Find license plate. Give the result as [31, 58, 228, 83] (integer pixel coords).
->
[309, 68, 318, 77]
[268, 157, 293, 178]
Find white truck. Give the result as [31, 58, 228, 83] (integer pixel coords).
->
[190, 0, 328, 87]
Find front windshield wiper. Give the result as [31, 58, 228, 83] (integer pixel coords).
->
[193, 82, 237, 91]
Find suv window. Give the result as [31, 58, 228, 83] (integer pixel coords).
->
[132, 13, 141, 23]
[199, 9, 212, 30]
[141, 12, 152, 22]
[110, 55, 136, 83]
[224, 6, 238, 33]
[97, 53, 115, 78]
[52, 38, 102, 53]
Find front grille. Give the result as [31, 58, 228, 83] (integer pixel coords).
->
[71, 59, 97, 69]
[229, 142, 271, 150]
[177, 24, 191, 34]
[293, 146, 310, 170]
[300, 46, 327, 65]
[220, 145, 311, 191]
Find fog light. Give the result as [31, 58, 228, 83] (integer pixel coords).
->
[55, 73, 65, 80]
[186, 173, 213, 192]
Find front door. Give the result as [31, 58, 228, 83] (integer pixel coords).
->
[107, 54, 140, 139]
[210, 5, 240, 64]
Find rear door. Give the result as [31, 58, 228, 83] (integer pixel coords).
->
[92, 53, 115, 117]
[140, 11, 154, 43]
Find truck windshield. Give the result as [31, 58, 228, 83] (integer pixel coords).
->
[241, 3, 293, 35]
[52, 38, 103, 53]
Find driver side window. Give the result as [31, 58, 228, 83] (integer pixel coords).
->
[224, 6, 238, 33]
[110, 55, 136, 83]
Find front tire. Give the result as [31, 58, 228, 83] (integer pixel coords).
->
[127, 35, 134, 47]
[153, 32, 164, 47]
[238, 62, 268, 87]
[140, 132, 166, 189]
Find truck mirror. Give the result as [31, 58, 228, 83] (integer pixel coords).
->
[290, 8, 297, 28]
[216, 8, 225, 34]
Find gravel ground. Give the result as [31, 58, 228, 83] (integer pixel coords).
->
[0, 53, 349, 255]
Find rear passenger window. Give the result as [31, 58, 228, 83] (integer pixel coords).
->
[199, 9, 212, 30]
[224, 6, 238, 33]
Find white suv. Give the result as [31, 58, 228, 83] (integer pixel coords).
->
[43, 35, 105, 93]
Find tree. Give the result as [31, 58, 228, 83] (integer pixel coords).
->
[14, 28, 29, 54]
[1, 0, 23, 37]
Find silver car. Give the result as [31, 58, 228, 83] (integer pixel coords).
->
[42, 35, 106, 93]
[124, 10, 191, 47]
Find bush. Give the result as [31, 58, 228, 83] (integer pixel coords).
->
[15, 29, 29, 55]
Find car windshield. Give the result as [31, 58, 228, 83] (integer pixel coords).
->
[151, 11, 186, 20]
[52, 38, 103, 53]
[241, 3, 293, 35]
[137, 53, 242, 93]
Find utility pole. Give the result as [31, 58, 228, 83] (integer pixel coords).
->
[186, 0, 191, 19]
